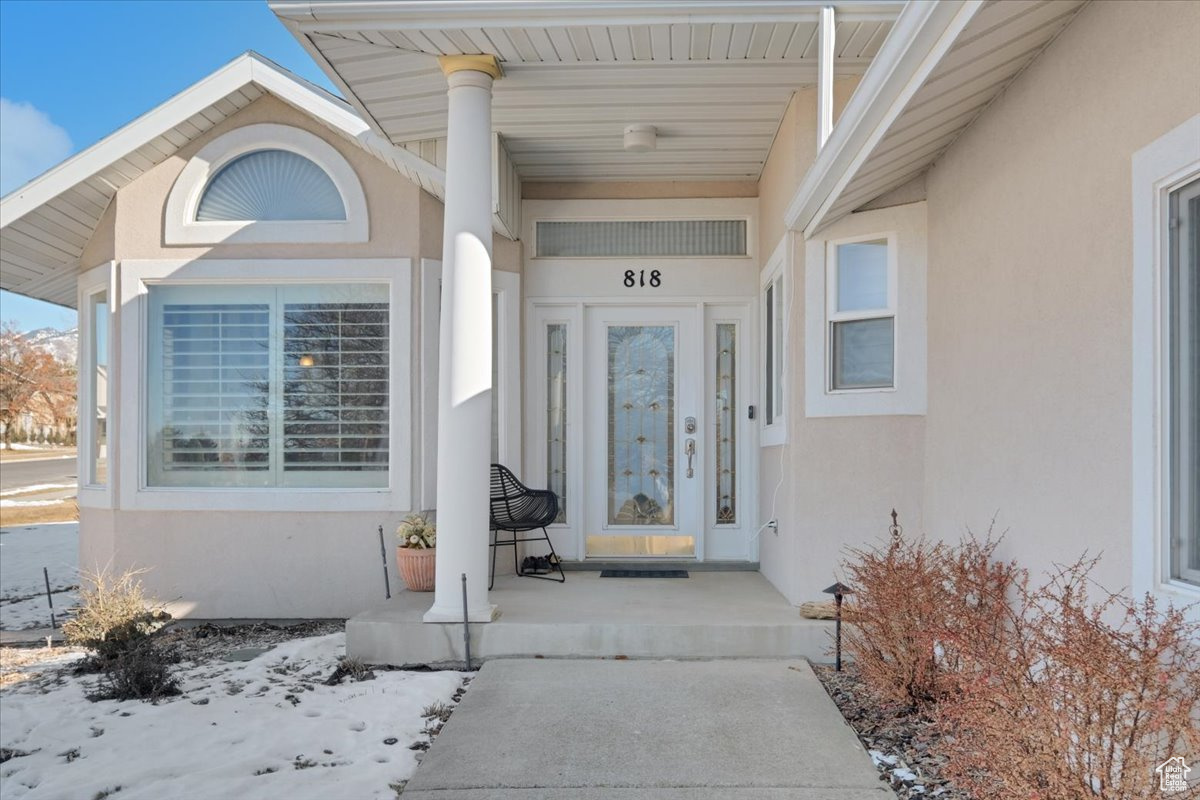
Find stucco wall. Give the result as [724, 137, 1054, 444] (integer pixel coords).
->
[81, 507, 411, 618]
[80, 199, 116, 267]
[922, 0, 1200, 594]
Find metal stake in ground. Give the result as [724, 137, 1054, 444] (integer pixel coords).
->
[378, 525, 391, 599]
[822, 581, 854, 671]
[43, 566, 57, 629]
[461, 573, 471, 671]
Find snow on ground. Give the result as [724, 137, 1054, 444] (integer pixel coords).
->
[0, 633, 465, 800]
[0, 523, 78, 630]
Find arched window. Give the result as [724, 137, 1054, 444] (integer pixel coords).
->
[196, 150, 346, 222]
[166, 123, 368, 244]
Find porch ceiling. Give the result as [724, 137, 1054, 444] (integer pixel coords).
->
[271, 1, 906, 181]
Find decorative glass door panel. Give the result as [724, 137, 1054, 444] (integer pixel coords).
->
[586, 307, 700, 555]
[607, 325, 675, 526]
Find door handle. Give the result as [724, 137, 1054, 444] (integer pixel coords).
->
[685, 438, 696, 478]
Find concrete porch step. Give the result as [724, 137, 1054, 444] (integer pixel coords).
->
[347, 572, 831, 667]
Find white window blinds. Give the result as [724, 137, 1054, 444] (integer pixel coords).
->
[148, 284, 388, 489]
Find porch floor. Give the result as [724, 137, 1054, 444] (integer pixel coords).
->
[347, 571, 832, 666]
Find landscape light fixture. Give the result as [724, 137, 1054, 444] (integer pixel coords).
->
[822, 581, 855, 672]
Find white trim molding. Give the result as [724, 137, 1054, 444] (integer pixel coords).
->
[1131, 114, 1200, 618]
[805, 201, 926, 417]
[118, 258, 412, 513]
[165, 123, 369, 245]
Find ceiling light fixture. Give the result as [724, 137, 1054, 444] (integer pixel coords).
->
[623, 124, 657, 152]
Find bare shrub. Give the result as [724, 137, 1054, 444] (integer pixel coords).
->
[87, 643, 180, 702]
[935, 557, 1200, 800]
[841, 529, 1019, 709]
[63, 567, 170, 662]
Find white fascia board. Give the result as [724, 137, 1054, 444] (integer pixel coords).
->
[270, 0, 905, 31]
[783, 0, 984, 237]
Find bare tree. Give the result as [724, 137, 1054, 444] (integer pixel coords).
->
[0, 322, 76, 449]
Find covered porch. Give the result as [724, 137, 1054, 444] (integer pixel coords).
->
[348, 571, 833, 665]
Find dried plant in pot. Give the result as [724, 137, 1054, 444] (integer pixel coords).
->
[396, 513, 437, 592]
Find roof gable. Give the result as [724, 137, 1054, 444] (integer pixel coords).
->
[0, 52, 444, 307]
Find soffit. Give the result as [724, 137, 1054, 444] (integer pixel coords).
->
[822, 0, 1088, 226]
[275, 3, 905, 181]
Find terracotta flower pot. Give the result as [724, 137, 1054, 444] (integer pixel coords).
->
[397, 547, 436, 592]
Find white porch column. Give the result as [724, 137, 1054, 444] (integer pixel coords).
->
[425, 54, 503, 623]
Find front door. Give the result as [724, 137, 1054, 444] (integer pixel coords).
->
[585, 306, 702, 557]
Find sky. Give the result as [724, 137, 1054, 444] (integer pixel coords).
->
[0, 0, 339, 332]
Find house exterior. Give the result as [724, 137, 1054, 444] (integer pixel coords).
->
[0, 0, 1196, 628]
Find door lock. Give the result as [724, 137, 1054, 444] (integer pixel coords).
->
[684, 416, 697, 434]
[685, 438, 696, 478]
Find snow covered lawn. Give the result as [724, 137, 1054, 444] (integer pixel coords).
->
[0, 523, 78, 631]
[0, 631, 466, 799]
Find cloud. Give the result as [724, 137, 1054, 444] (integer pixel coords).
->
[0, 98, 73, 196]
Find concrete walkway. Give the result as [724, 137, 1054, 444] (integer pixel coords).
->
[402, 659, 889, 799]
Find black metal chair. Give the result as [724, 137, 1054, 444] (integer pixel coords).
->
[489, 463, 565, 589]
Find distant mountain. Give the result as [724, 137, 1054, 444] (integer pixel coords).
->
[22, 327, 78, 364]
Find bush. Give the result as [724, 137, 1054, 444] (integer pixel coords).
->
[841, 529, 1018, 709]
[63, 567, 170, 662]
[87, 642, 181, 702]
[935, 557, 1200, 800]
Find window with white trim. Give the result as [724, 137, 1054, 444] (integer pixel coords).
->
[764, 273, 785, 425]
[146, 283, 389, 488]
[827, 237, 895, 391]
[1168, 177, 1200, 586]
[83, 286, 109, 487]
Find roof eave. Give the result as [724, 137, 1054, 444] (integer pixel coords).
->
[784, 0, 985, 237]
[270, 1, 907, 30]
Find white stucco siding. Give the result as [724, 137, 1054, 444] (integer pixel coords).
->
[81, 508, 404, 618]
[923, 0, 1200, 595]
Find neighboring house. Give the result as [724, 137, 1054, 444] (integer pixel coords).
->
[0, 0, 1196, 626]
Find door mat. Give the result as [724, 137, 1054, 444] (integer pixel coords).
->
[599, 569, 689, 578]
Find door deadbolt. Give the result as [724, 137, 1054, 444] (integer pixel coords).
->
[684, 416, 697, 434]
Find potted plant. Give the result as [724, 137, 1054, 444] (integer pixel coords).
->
[396, 513, 437, 592]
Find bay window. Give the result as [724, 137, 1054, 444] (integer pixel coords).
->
[147, 283, 389, 489]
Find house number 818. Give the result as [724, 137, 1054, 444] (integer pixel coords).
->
[624, 269, 662, 288]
